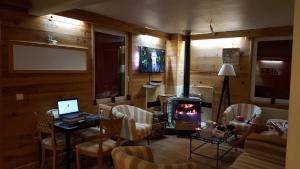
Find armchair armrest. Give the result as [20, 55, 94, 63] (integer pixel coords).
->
[134, 108, 153, 125]
[120, 116, 136, 140]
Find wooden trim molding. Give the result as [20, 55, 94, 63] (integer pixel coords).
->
[191, 26, 293, 40]
[57, 9, 170, 40]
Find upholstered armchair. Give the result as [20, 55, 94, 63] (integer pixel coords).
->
[112, 105, 153, 143]
[223, 103, 262, 133]
[112, 146, 198, 169]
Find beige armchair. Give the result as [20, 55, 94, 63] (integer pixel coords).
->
[112, 146, 198, 169]
[112, 105, 153, 143]
[223, 103, 262, 133]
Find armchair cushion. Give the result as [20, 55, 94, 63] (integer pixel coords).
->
[136, 123, 152, 140]
[76, 139, 117, 157]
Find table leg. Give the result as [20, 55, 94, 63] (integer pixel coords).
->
[216, 143, 219, 169]
[66, 132, 71, 169]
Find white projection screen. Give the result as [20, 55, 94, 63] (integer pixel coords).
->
[10, 41, 88, 73]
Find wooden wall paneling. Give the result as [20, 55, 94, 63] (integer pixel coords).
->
[165, 34, 180, 95]
[190, 38, 252, 121]
[0, 19, 4, 169]
[129, 34, 166, 108]
[0, 10, 94, 169]
[176, 35, 184, 96]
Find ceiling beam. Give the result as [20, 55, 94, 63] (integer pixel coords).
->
[29, 0, 101, 16]
[58, 9, 170, 39]
[191, 26, 293, 40]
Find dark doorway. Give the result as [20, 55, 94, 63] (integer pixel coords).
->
[94, 32, 125, 99]
[255, 39, 292, 101]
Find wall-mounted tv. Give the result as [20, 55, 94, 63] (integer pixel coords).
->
[139, 46, 165, 73]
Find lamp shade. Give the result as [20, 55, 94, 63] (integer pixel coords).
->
[218, 63, 236, 76]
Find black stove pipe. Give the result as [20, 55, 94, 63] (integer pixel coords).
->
[183, 30, 191, 97]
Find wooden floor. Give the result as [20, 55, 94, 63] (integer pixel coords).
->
[149, 135, 241, 169]
[53, 135, 241, 169]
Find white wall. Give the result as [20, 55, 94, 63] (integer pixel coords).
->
[286, 0, 300, 168]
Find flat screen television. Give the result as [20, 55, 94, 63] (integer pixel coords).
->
[139, 46, 165, 73]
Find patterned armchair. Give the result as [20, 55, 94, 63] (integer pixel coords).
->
[112, 146, 198, 169]
[112, 105, 153, 143]
[223, 103, 262, 133]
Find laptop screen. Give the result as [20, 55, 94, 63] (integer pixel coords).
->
[57, 99, 79, 116]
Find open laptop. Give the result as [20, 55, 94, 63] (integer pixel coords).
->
[57, 98, 83, 119]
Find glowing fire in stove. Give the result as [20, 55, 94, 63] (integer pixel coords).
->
[176, 104, 198, 116]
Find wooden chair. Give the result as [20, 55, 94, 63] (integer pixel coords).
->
[75, 118, 122, 169]
[35, 112, 82, 169]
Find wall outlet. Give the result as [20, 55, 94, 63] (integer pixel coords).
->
[16, 93, 24, 101]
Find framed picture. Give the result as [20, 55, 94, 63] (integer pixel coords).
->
[222, 48, 240, 65]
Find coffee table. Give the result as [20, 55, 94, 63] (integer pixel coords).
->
[189, 128, 236, 168]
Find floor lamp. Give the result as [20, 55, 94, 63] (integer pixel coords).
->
[216, 63, 236, 123]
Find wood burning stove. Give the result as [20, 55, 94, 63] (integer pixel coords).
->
[170, 97, 201, 130]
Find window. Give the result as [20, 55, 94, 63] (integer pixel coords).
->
[251, 37, 292, 104]
[94, 29, 127, 101]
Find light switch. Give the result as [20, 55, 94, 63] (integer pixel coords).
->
[16, 93, 24, 101]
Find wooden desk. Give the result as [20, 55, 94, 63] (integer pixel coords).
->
[54, 114, 102, 169]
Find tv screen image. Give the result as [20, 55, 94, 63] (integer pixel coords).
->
[139, 46, 165, 73]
